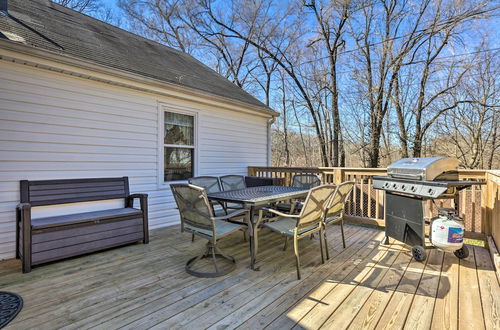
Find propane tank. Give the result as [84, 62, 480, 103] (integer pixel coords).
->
[430, 208, 465, 252]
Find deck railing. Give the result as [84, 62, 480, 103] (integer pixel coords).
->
[248, 166, 500, 242]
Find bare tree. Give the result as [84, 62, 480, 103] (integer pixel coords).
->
[350, 0, 432, 167]
[438, 46, 499, 168]
[202, 0, 358, 166]
[252, 48, 279, 106]
[407, 1, 490, 157]
[119, 0, 194, 52]
[302, 0, 351, 166]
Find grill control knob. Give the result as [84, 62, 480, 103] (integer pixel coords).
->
[428, 188, 434, 195]
[401, 185, 406, 190]
[384, 182, 390, 188]
[410, 186, 416, 192]
[392, 183, 397, 189]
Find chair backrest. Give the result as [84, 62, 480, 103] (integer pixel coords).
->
[325, 181, 355, 220]
[245, 176, 277, 187]
[20, 177, 130, 206]
[170, 184, 214, 232]
[297, 184, 336, 229]
[220, 175, 246, 191]
[292, 174, 322, 189]
[188, 176, 221, 194]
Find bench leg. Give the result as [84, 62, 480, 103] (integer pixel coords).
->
[22, 255, 31, 273]
[143, 215, 149, 244]
[142, 199, 149, 244]
[16, 208, 20, 259]
[21, 207, 32, 273]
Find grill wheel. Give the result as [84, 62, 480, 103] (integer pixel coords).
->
[412, 245, 427, 262]
[453, 245, 469, 259]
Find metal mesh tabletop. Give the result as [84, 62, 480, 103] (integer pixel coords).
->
[207, 186, 309, 206]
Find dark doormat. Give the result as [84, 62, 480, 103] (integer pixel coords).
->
[0, 292, 23, 329]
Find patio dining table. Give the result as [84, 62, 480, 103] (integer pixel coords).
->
[207, 185, 309, 270]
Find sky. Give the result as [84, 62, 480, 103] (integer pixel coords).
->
[101, 0, 119, 7]
[100, 0, 121, 13]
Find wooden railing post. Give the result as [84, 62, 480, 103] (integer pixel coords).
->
[481, 172, 492, 236]
[333, 168, 344, 185]
[485, 171, 500, 241]
[248, 166, 256, 177]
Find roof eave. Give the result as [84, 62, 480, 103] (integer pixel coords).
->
[0, 39, 279, 118]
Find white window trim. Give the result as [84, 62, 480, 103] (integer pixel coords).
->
[157, 102, 199, 188]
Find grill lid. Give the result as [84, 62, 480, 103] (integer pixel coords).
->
[387, 157, 459, 181]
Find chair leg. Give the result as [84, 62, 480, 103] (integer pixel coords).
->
[243, 231, 247, 242]
[186, 241, 236, 278]
[340, 220, 346, 249]
[324, 229, 330, 260]
[283, 237, 289, 251]
[211, 244, 219, 273]
[294, 235, 301, 280]
[191, 233, 195, 242]
[319, 229, 325, 264]
[214, 245, 232, 260]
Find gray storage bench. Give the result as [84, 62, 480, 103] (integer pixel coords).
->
[16, 177, 148, 273]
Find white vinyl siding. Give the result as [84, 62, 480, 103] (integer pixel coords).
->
[0, 60, 268, 260]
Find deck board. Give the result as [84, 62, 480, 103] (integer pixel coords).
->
[473, 246, 500, 329]
[431, 252, 459, 330]
[346, 245, 412, 330]
[1, 224, 498, 330]
[459, 246, 485, 330]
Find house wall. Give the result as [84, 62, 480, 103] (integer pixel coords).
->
[0, 59, 269, 260]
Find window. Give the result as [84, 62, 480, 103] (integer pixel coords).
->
[163, 111, 195, 182]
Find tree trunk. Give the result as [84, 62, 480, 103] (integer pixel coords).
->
[488, 117, 498, 169]
[394, 75, 409, 157]
[369, 123, 382, 167]
[282, 78, 290, 166]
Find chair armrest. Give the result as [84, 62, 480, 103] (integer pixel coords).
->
[213, 200, 227, 210]
[261, 207, 300, 218]
[127, 194, 149, 243]
[128, 193, 148, 200]
[212, 209, 248, 221]
[17, 203, 31, 210]
[127, 193, 148, 210]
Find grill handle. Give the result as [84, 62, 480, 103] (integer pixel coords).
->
[388, 173, 424, 180]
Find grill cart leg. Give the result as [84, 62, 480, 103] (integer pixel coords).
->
[454, 245, 469, 259]
[382, 236, 390, 245]
[412, 245, 426, 261]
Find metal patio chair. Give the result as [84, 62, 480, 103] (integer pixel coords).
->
[188, 176, 228, 242]
[277, 174, 323, 213]
[323, 181, 355, 259]
[219, 175, 247, 212]
[188, 176, 227, 215]
[292, 174, 322, 188]
[170, 184, 248, 278]
[258, 184, 336, 280]
[220, 175, 247, 191]
[189, 176, 222, 194]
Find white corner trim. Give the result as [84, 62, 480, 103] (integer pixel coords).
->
[267, 117, 276, 166]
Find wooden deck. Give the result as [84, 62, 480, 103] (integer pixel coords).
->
[1, 224, 499, 329]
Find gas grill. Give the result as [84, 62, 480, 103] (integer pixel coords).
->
[373, 157, 484, 261]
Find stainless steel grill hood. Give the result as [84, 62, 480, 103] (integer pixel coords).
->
[387, 157, 459, 181]
[373, 157, 480, 198]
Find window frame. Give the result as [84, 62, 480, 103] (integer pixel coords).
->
[158, 103, 198, 187]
